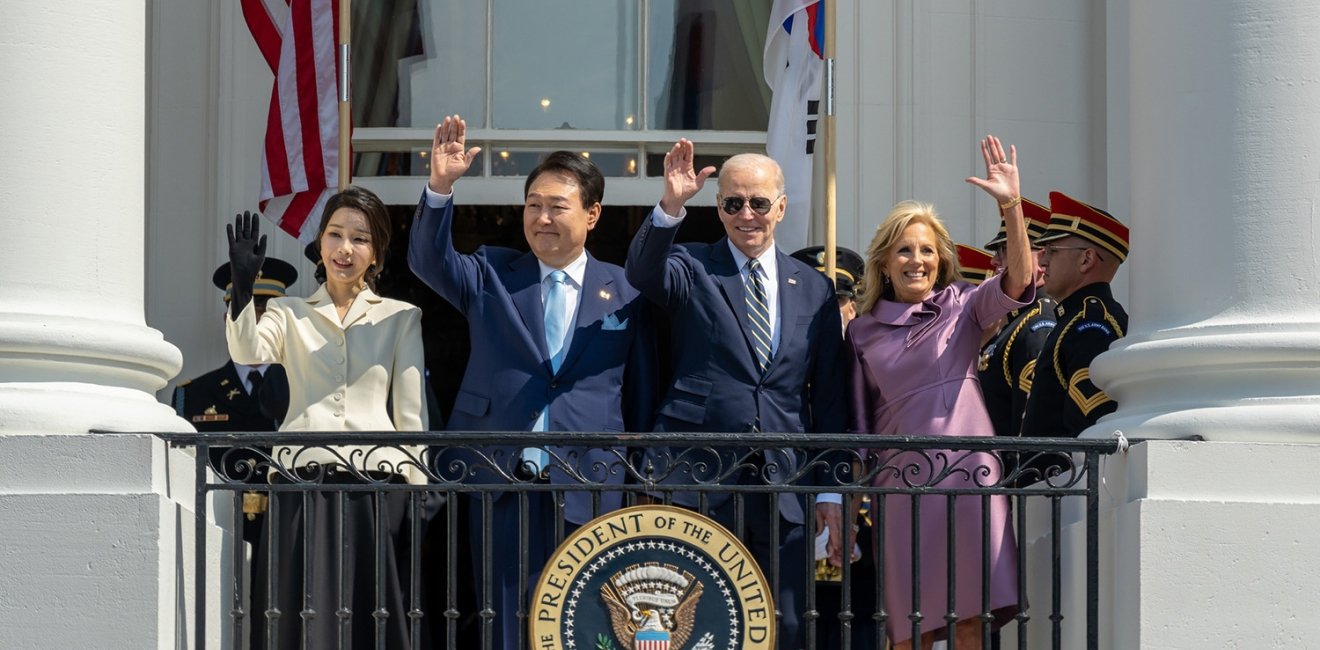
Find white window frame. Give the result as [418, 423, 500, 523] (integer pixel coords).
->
[349, 0, 768, 207]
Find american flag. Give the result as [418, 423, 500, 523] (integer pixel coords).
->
[635, 629, 670, 650]
[241, 0, 343, 243]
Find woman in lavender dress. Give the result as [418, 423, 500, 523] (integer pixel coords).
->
[845, 135, 1034, 650]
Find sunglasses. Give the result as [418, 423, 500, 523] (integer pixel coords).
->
[719, 195, 781, 216]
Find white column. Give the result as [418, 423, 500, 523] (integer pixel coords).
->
[0, 1, 189, 433]
[1088, 0, 1320, 441]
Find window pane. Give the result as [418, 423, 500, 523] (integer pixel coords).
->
[491, 0, 640, 130]
[647, 0, 771, 131]
[353, 0, 487, 129]
[492, 149, 639, 178]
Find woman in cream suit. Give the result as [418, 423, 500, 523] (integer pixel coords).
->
[226, 187, 427, 649]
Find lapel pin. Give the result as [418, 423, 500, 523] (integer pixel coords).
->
[788, 278, 797, 285]
[599, 289, 611, 300]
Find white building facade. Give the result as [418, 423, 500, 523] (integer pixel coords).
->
[2, 0, 1319, 647]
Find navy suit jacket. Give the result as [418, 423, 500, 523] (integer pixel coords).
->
[408, 193, 656, 524]
[625, 216, 846, 523]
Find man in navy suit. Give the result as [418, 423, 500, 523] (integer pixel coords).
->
[408, 115, 655, 649]
[625, 139, 847, 650]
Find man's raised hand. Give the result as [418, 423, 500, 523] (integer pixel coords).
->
[429, 115, 482, 195]
[660, 138, 716, 217]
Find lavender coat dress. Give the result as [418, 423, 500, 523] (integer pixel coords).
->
[845, 275, 1031, 643]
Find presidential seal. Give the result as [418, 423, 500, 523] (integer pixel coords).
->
[530, 505, 775, 650]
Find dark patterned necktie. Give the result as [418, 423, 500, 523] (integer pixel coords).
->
[744, 259, 772, 373]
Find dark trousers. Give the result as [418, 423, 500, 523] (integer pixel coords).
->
[466, 491, 576, 650]
[705, 475, 810, 650]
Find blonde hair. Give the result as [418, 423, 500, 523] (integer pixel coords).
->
[858, 200, 961, 314]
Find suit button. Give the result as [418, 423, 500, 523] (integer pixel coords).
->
[332, 412, 342, 418]
[550, 382, 559, 389]
[335, 375, 343, 382]
[333, 393, 342, 401]
[335, 339, 344, 347]
[337, 357, 345, 364]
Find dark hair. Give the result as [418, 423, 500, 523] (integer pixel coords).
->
[524, 151, 605, 208]
[314, 185, 392, 289]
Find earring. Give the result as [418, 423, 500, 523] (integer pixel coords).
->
[882, 275, 891, 285]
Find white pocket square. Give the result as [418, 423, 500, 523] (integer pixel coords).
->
[601, 313, 629, 331]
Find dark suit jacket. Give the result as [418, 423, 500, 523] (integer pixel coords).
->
[408, 192, 656, 525]
[625, 216, 846, 523]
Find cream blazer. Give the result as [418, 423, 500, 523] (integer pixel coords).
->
[226, 285, 429, 484]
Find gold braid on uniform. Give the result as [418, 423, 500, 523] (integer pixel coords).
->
[1002, 303, 1042, 387]
[1051, 297, 1125, 414]
[1051, 298, 1125, 386]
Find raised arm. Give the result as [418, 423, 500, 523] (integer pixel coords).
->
[625, 139, 715, 307]
[659, 138, 715, 216]
[408, 115, 485, 312]
[966, 135, 1031, 301]
[427, 114, 481, 196]
[226, 211, 267, 321]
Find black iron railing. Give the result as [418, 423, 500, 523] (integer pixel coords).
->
[159, 432, 1121, 650]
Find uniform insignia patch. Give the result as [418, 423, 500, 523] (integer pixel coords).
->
[193, 405, 229, 423]
[1074, 321, 1113, 336]
[1030, 319, 1056, 332]
[226, 388, 242, 400]
[220, 378, 229, 386]
[1055, 304, 1066, 318]
[532, 505, 775, 649]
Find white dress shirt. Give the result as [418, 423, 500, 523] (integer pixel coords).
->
[231, 362, 270, 395]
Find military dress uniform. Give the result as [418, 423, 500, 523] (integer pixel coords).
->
[979, 298, 1057, 437]
[975, 198, 1056, 439]
[1020, 192, 1130, 440]
[1019, 283, 1126, 437]
[956, 243, 996, 285]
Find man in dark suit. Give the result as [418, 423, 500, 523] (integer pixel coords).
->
[408, 115, 656, 649]
[625, 139, 846, 650]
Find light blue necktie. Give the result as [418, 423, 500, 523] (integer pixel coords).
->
[525, 270, 569, 473]
[544, 270, 570, 371]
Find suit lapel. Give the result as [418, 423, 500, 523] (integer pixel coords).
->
[710, 240, 758, 370]
[765, 249, 801, 375]
[341, 287, 381, 329]
[306, 285, 343, 329]
[507, 253, 551, 362]
[555, 255, 613, 376]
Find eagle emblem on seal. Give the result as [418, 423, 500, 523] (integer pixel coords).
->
[601, 563, 702, 649]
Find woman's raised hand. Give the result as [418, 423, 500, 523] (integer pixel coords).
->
[226, 211, 267, 319]
[965, 135, 1020, 205]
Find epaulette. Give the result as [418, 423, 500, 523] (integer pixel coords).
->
[1052, 297, 1125, 386]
